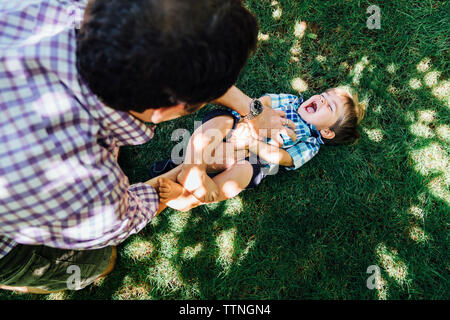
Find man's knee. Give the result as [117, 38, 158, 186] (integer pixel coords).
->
[98, 246, 117, 278]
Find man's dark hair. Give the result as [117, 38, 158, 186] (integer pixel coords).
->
[76, 0, 258, 112]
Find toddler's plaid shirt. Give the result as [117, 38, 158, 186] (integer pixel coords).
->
[231, 93, 324, 173]
[264, 93, 324, 171]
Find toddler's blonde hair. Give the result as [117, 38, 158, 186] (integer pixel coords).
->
[322, 87, 364, 145]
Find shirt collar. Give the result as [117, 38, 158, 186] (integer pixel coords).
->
[298, 115, 325, 145]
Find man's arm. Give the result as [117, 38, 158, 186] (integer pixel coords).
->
[5, 176, 160, 251]
[212, 86, 297, 142]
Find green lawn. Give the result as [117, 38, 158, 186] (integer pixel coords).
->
[1, 0, 448, 300]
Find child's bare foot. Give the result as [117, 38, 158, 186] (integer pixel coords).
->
[158, 178, 194, 212]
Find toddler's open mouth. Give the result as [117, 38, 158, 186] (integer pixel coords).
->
[304, 101, 317, 113]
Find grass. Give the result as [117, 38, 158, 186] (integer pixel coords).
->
[1, 0, 449, 300]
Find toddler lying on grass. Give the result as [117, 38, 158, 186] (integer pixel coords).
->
[155, 87, 363, 212]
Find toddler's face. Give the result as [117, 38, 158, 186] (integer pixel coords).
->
[297, 88, 346, 131]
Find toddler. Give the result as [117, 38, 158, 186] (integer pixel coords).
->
[156, 87, 364, 211]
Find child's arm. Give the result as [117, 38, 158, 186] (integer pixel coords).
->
[247, 138, 294, 167]
[212, 86, 297, 142]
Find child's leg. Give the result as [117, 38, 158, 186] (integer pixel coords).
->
[210, 160, 254, 200]
[145, 163, 182, 187]
[207, 142, 250, 172]
[178, 114, 235, 202]
[182, 114, 234, 170]
[159, 160, 254, 211]
[158, 178, 202, 212]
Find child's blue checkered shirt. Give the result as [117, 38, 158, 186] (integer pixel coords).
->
[232, 93, 324, 171]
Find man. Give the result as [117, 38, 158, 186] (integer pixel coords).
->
[0, 0, 295, 293]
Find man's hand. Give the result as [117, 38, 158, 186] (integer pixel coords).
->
[212, 85, 297, 144]
[246, 98, 297, 143]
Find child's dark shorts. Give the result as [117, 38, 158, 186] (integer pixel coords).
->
[202, 109, 268, 190]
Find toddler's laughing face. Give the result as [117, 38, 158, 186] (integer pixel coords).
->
[297, 88, 346, 131]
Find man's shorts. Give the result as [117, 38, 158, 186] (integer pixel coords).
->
[0, 244, 113, 291]
[202, 108, 268, 190]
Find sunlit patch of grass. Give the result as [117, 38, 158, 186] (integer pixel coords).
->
[410, 123, 435, 138]
[432, 80, 449, 106]
[339, 61, 351, 72]
[350, 56, 369, 85]
[46, 291, 68, 300]
[387, 85, 400, 95]
[290, 41, 302, 57]
[222, 197, 244, 216]
[123, 239, 154, 261]
[424, 71, 441, 88]
[376, 243, 409, 285]
[375, 275, 389, 300]
[157, 232, 178, 259]
[410, 143, 448, 178]
[271, 1, 282, 20]
[237, 238, 256, 264]
[409, 78, 422, 90]
[293, 21, 307, 38]
[114, 275, 152, 300]
[182, 243, 203, 260]
[315, 55, 326, 63]
[149, 214, 161, 227]
[258, 32, 270, 42]
[408, 224, 429, 243]
[291, 77, 308, 92]
[364, 128, 384, 142]
[436, 125, 450, 143]
[372, 104, 382, 114]
[417, 110, 436, 123]
[216, 227, 237, 273]
[167, 210, 191, 234]
[148, 257, 183, 291]
[417, 57, 431, 73]
[427, 176, 449, 204]
[408, 205, 425, 220]
[289, 40, 302, 63]
[386, 63, 397, 74]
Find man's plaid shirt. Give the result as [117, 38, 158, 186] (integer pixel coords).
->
[0, 0, 159, 259]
